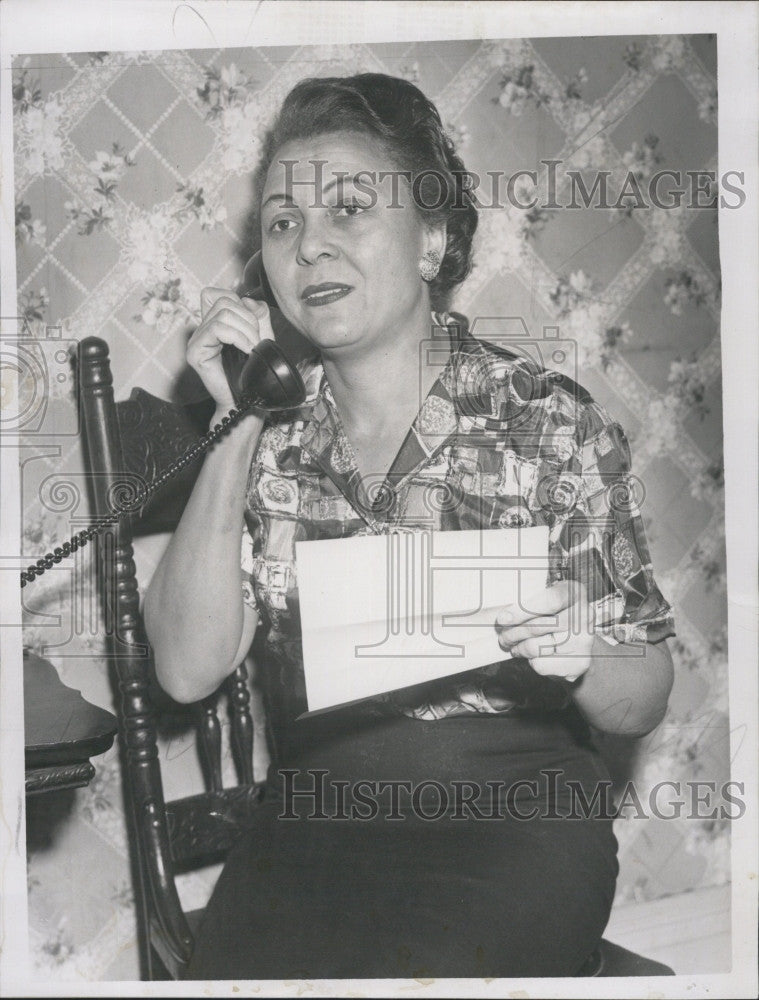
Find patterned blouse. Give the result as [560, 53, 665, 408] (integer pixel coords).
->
[240, 313, 675, 722]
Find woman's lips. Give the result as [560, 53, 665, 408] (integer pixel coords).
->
[301, 283, 353, 307]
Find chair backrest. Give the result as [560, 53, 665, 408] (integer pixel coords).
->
[77, 336, 264, 979]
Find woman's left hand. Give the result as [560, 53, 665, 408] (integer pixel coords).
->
[494, 580, 596, 684]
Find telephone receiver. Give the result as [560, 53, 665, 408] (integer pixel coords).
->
[220, 251, 306, 410]
[20, 253, 306, 589]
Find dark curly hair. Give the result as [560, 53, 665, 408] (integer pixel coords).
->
[255, 73, 478, 311]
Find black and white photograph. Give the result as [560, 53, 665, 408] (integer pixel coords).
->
[0, 2, 756, 996]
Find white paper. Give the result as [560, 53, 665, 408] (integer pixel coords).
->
[296, 526, 549, 712]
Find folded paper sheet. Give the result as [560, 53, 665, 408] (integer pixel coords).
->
[296, 526, 550, 713]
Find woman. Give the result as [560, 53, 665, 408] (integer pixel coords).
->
[144, 73, 675, 980]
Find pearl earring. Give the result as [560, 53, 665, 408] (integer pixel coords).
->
[419, 250, 442, 282]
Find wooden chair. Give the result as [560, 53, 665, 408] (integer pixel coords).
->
[76, 334, 675, 981]
[78, 335, 266, 979]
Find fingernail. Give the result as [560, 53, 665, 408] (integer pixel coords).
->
[495, 609, 513, 627]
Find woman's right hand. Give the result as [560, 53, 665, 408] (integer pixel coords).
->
[187, 288, 276, 411]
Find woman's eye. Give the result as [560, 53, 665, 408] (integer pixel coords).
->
[334, 201, 368, 218]
[270, 218, 298, 233]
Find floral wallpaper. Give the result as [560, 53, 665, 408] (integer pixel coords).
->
[13, 35, 727, 980]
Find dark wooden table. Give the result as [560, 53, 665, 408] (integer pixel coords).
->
[24, 649, 118, 796]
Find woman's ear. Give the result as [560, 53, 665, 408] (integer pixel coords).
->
[424, 224, 447, 263]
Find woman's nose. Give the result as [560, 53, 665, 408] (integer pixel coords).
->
[295, 216, 338, 266]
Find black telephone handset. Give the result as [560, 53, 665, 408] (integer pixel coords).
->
[221, 251, 306, 410]
[20, 253, 306, 588]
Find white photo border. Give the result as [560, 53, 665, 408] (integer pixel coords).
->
[0, 2, 756, 997]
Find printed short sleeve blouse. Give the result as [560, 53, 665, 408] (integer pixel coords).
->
[239, 314, 675, 722]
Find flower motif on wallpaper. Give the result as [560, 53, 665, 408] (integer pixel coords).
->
[88, 143, 136, 179]
[474, 204, 531, 272]
[600, 323, 634, 370]
[623, 42, 646, 73]
[196, 62, 255, 119]
[506, 172, 554, 236]
[563, 67, 588, 102]
[64, 143, 135, 235]
[698, 89, 718, 125]
[196, 62, 266, 171]
[65, 201, 115, 236]
[493, 64, 551, 116]
[13, 61, 68, 178]
[114, 50, 156, 65]
[690, 460, 724, 504]
[80, 753, 122, 823]
[563, 316, 617, 375]
[667, 355, 710, 418]
[305, 43, 367, 69]
[220, 100, 268, 172]
[174, 182, 228, 230]
[15, 201, 47, 247]
[549, 270, 633, 370]
[651, 35, 688, 73]
[621, 134, 663, 178]
[564, 100, 600, 138]
[485, 37, 530, 69]
[23, 515, 57, 557]
[12, 60, 43, 113]
[669, 629, 729, 721]
[110, 880, 135, 910]
[670, 635, 712, 677]
[123, 207, 174, 282]
[648, 210, 686, 267]
[445, 121, 471, 152]
[492, 59, 590, 122]
[549, 274, 604, 359]
[20, 512, 83, 656]
[664, 270, 707, 315]
[566, 134, 608, 172]
[708, 623, 729, 661]
[549, 270, 594, 312]
[136, 277, 200, 335]
[642, 345, 716, 457]
[705, 653, 729, 717]
[39, 921, 76, 967]
[618, 134, 664, 216]
[688, 539, 726, 593]
[19, 287, 49, 326]
[15, 93, 67, 178]
[398, 62, 421, 85]
[523, 206, 553, 241]
[642, 395, 681, 458]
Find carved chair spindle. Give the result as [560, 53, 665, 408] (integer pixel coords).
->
[77, 336, 264, 979]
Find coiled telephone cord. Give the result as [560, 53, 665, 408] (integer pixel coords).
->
[19, 394, 255, 589]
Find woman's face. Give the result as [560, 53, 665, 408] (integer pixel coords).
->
[260, 131, 445, 357]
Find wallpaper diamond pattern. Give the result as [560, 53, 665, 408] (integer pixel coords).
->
[14, 35, 726, 979]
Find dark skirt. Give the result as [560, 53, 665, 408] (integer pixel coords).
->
[185, 706, 619, 980]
